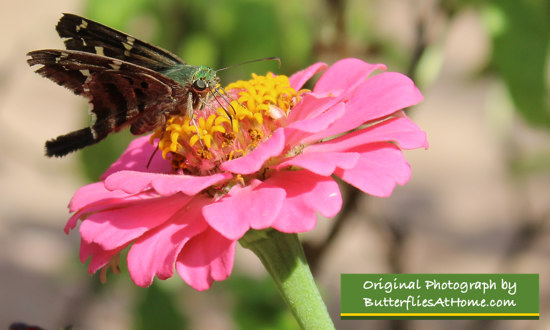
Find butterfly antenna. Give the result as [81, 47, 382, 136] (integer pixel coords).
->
[216, 56, 281, 72]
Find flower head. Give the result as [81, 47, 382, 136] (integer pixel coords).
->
[66, 58, 428, 290]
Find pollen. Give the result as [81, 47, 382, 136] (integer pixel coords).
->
[226, 73, 299, 117]
[153, 72, 304, 174]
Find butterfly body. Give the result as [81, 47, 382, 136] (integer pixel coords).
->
[162, 64, 218, 87]
[27, 14, 219, 157]
[161, 64, 220, 114]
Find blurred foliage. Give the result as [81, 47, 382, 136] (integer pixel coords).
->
[80, 130, 134, 181]
[133, 282, 188, 330]
[228, 275, 298, 330]
[510, 151, 550, 176]
[484, 0, 550, 128]
[70, 0, 550, 328]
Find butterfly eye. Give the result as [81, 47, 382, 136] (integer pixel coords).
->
[193, 79, 207, 92]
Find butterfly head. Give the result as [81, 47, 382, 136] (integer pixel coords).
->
[192, 65, 219, 95]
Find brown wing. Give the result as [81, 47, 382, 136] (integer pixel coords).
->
[27, 49, 187, 157]
[56, 13, 185, 71]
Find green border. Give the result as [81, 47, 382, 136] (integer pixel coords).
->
[341, 274, 539, 319]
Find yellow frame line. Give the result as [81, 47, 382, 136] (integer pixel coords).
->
[341, 313, 539, 316]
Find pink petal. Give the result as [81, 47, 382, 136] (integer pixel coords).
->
[335, 142, 411, 197]
[69, 182, 128, 212]
[176, 228, 236, 291]
[341, 72, 423, 129]
[101, 135, 173, 179]
[68, 169, 227, 233]
[288, 62, 327, 90]
[127, 196, 210, 287]
[263, 171, 342, 233]
[80, 240, 125, 274]
[288, 70, 423, 146]
[79, 193, 192, 250]
[104, 171, 232, 196]
[220, 128, 285, 174]
[284, 102, 346, 147]
[306, 116, 429, 154]
[290, 60, 383, 124]
[66, 190, 163, 234]
[314, 58, 386, 94]
[287, 92, 336, 123]
[202, 180, 286, 240]
[79, 240, 106, 269]
[66, 182, 145, 233]
[67, 184, 115, 232]
[151, 173, 232, 196]
[277, 151, 359, 176]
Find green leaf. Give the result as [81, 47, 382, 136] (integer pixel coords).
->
[227, 275, 296, 330]
[134, 282, 188, 330]
[485, 0, 550, 128]
[79, 130, 133, 181]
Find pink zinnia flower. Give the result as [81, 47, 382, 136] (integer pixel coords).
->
[65, 58, 428, 291]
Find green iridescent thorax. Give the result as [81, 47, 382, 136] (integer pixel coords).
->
[161, 64, 219, 89]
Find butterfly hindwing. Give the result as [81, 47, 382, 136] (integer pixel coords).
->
[27, 49, 187, 156]
[56, 13, 184, 71]
[83, 70, 178, 136]
[43, 71, 176, 157]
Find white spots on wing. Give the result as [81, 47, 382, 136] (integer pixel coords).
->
[76, 19, 88, 32]
[90, 127, 98, 139]
[85, 86, 98, 134]
[55, 52, 70, 63]
[79, 69, 91, 77]
[80, 37, 87, 46]
[94, 46, 105, 56]
[109, 60, 122, 70]
[89, 105, 98, 127]
[123, 36, 135, 57]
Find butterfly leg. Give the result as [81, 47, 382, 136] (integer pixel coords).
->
[187, 92, 204, 148]
[210, 87, 235, 127]
[146, 134, 162, 168]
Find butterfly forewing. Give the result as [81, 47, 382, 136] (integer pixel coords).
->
[27, 49, 183, 92]
[57, 13, 184, 71]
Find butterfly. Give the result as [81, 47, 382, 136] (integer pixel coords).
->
[27, 13, 222, 157]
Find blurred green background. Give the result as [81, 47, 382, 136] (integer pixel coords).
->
[2, 0, 549, 329]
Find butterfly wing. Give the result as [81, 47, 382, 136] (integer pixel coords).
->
[56, 13, 184, 71]
[27, 49, 187, 157]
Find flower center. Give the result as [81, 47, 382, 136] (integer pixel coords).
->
[152, 73, 304, 175]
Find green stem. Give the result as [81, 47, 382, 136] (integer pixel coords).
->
[240, 229, 335, 330]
